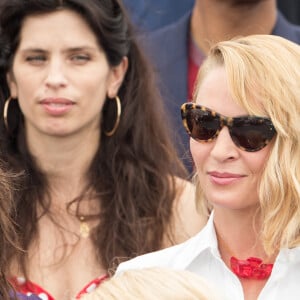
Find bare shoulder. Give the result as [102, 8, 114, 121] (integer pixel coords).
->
[166, 177, 208, 246]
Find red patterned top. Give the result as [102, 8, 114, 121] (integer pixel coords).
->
[10, 274, 109, 300]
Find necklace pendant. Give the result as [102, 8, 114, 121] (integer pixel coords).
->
[79, 220, 90, 238]
[230, 256, 273, 280]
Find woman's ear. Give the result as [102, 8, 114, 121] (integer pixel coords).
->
[107, 56, 128, 98]
[6, 72, 18, 98]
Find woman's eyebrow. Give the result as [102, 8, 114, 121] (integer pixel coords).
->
[19, 45, 99, 53]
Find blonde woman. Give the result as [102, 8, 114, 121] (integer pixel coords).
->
[117, 35, 300, 300]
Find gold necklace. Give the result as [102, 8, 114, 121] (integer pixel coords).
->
[79, 216, 90, 238]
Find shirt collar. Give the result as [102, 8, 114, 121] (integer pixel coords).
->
[174, 211, 220, 269]
[178, 210, 300, 270]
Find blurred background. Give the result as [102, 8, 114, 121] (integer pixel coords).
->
[123, 0, 300, 31]
[277, 0, 300, 25]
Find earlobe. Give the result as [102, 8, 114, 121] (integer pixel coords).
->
[107, 56, 128, 98]
[6, 73, 18, 98]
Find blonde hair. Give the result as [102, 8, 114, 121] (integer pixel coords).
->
[193, 34, 300, 255]
[81, 268, 219, 300]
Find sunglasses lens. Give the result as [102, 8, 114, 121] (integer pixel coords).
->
[182, 104, 276, 152]
[230, 118, 275, 151]
[185, 108, 220, 141]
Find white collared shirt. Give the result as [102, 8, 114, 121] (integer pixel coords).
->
[117, 213, 300, 300]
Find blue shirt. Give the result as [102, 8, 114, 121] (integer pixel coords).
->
[12, 293, 40, 300]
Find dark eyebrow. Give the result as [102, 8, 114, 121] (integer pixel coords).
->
[20, 48, 47, 53]
[65, 46, 98, 52]
[19, 46, 99, 54]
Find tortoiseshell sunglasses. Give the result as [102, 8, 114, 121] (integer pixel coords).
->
[181, 103, 276, 152]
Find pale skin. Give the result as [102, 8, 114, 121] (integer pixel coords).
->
[191, 0, 277, 54]
[7, 10, 204, 299]
[191, 67, 276, 300]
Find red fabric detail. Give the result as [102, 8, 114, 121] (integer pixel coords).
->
[76, 274, 109, 299]
[10, 277, 53, 299]
[10, 274, 109, 300]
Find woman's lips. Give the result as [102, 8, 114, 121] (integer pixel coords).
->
[40, 98, 75, 116]
[208, 171, 246, 185]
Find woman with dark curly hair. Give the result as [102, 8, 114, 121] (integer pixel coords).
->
[0, 0, 205, 299]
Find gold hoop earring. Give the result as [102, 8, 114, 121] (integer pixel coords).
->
[104, 96, 121, 137]
[3, 97, 13, 132]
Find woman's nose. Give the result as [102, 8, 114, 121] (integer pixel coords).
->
[210, 126, 240, 161]
[44, 59, 67, 88]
